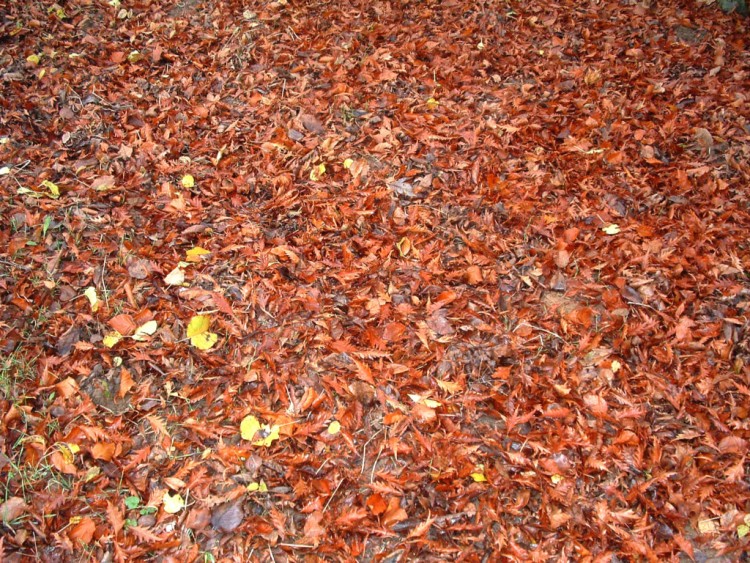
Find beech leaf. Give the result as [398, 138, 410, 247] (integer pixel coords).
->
[132, 320, 158, 341]
[84, 286, 100, 312]
[103, 331, 123, 348]
[162, 492, 185, 514]
[327, 420, 341, 435]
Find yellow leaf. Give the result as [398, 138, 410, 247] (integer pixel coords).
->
[738, 524, 749, 539]
[253, 424, 280, 447]
[551, 474, 563, 484]
[247, 480, 268, 493]
[240, 415, 280, 446]
[84, 286, 99, 312]
[127, 50, 141, 63]
[187, 315, 210, 338]
[185, 246, 210, 262]
[422, 399, 441, 409]
[426, 97, 439, 110]
[471, 464, 487, 482]
[309, 163, 326, 181]
[58, 442, 79, 464]
[48, 5, 66, 19]
[40, 180, 60, 198]
[103, 331, 123, 348]
[601, 224, 620, 235]
[611, 360, 621, 373]
[27, 54, 41, 64]
[84, 466, 100, 482]
[181, 174, 195, 188]
[132, 320, 158, 341]
[240, 415, 261, 441]
[343, 158, 354, 169]
[162, 492, 185, 514]
[164, 265, 185, 286]
[190, 331, 218, 350]
[327, 420, 341, 435]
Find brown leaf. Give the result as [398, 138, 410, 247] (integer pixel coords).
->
[583, 394, 608, 416]
[303, 510, 326, 542]
[300, 114, 325, 134]
[555, 249, 570, 269]
[211, 500, 244, 532]
[128, 525, 162, 543]
[56, 325, 81, 356]
[107, 501, 124, 536]
[548, 508, 571, 529]
[717, 436, 747, 455]
[185, 507, 212, 530]
[674, 316, 695, 343]
[0, 497, 29, 523]
[127, 259, 155, 280]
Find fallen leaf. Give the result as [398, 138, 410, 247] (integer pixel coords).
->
[310, 163, 326, 181]
[132, 320, 158, 341]
[466, 265, 482, 284]
[103, 331, 123, 348]
[211, 501, 244, 532]
[164, 265, 186, 286]
[127, 259, 154, 279]
[0, 497, 29, 523]
[90, 175, 116, 191]
[69, 516, 96, 544]
[84, 287, 100, 312]
[109, 314, 137, 335]
[185, 246, 211, 262]
[162, 492, 185, 514]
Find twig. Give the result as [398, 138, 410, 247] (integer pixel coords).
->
[513, 322, 564, 340]
[0, 259, 31, 271]
[322, 478, 343, 513]
[370, 441, 385, 483]
[360, 428, 383, 475]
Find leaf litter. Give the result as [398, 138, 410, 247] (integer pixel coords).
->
[0, 0, 749, 560]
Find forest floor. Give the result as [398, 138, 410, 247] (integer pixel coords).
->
[1, 0, 749, 561]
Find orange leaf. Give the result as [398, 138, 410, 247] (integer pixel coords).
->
[466, 265, 482, 285]
[303, 510, 326, 543]
[109, 314, 137, 336]
[366, 493, 387, 516]
[107, 501, 124, 536]
[91, 442, 116, 461]
[69, 517, 96, 545]
[382, 497, 408, 528]
[118, 367, 135, 398]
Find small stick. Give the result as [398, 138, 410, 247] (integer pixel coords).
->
[322, 478, 343, 513]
